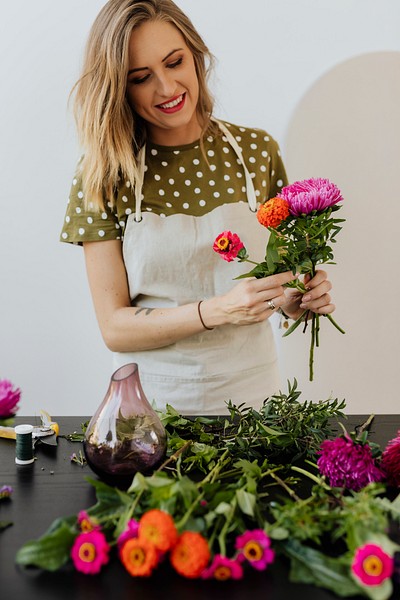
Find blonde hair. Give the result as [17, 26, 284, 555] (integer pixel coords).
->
[72, 0, 218, 210]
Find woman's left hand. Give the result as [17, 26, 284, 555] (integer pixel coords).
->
[281, 270, 335, 320]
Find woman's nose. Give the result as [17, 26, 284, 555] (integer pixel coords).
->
[156, 72, 176, 98]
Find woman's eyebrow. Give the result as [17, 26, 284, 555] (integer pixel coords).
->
[127, 48, 183, 76]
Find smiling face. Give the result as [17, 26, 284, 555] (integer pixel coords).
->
[126, 19, 201, 146]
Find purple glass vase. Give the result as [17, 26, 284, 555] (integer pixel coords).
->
[83, 363, 167, 488]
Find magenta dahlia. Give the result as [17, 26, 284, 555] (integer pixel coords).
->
[278, 178, 343, 217]
[317, 436, 384, 491]
[381, 430, 400, 487]
[0, 379, 21, 418]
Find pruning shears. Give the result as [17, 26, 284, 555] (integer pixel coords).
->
[0, 410, 59, 446]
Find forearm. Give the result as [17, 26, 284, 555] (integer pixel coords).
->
[102, 301, 216, 352]
[83, 240, 299, 352]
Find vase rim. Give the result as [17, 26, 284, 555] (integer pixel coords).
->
[111, 363, 138, 382]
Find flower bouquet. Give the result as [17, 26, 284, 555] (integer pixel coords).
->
[214, 178, 345, 380]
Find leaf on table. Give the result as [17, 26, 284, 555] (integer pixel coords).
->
[236, 489, 256, 517]
[283, 538, 362, 597]
[16, 521, 76, 571]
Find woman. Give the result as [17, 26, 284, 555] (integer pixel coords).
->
[60, 0, 334, 414]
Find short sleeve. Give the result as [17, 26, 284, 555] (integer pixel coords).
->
[268, 138, 289, 199]
[60, 173, 122, 245]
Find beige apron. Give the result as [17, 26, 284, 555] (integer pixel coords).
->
[113, 121, 280, 415]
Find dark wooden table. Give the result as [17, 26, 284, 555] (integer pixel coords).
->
[1, 415, 399, 599]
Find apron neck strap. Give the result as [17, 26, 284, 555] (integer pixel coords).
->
[134, 145, 146, 222]
[212, 118, 257, 212]
[134, 118, 258, 220]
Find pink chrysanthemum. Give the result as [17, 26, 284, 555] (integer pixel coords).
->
[202, 554, 243, 581]
[117, 519, 140, 549]
[381, 430, 400, 487]
[351, 543, 393, 586]
[278, 178, 343, 216]
[235, 529, 275, 570]
[77, 510, 100, 533]
[317, 436, 384, 491]
[213, 231, 245, 262]
[0, 379, 21, 418]
[71, 530, 110, 575]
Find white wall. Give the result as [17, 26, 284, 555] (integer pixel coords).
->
[1, 1, 399, 416]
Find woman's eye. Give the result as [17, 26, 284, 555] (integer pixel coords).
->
[130, 74, 150, 85]
[167, 57, 183, 69]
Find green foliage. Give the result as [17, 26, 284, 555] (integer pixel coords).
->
[14, 384, 400, 600]
[16, 520, 76, 571]
[161, 380, 346, 463]
[235, 205, 346, 381]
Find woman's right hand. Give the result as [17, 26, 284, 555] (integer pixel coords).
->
[200, 271, 299, 328]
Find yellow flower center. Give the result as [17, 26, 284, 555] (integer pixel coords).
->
[80, 520, 94, 533]
[217, 237, 229, 251]
[244, 541, 263, 562]
[78, 542, 96, 563]
[143, 524, 160, 543]
[129, 547, 146, 567]
[214, 566, 232, 581]
[363, 556, 383, 576]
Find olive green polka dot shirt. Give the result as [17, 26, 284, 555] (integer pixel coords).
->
[60, 121, 288, 245]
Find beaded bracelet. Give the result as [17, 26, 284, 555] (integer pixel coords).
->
[197, 301, 214, 331]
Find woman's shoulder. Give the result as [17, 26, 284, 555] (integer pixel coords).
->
[215, 120, 281, 154]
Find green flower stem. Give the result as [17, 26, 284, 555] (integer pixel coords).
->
[217, 498, 237, 556]
[325, 313, 346, 334]
[157, 440, 193, 472]
[310, 314, 316, 381]
[176, 449, 231, 531]
[240, 259, 260, 266]
[282, 310, 308, 337]
[315, 314, 320, 348]
[291, 465, 331, 490]
[268, 470, 302, 502]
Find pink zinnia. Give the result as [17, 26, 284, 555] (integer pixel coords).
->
[202, 554, 243, 580]
[278, 178, 343, 216]
[117, 518, 140, 549]
[77, 510, 100, 533]
[317, 436, 384, 491]
[0, 379, 21, 418]
[351, 543, 393, 586]
[381, 430, 400, 487]
[235, 529, 275, 570]
[213, 231, 244, 262]
[71, 530, 110, 575]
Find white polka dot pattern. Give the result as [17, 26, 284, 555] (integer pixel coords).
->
[60, 121, 288, 244]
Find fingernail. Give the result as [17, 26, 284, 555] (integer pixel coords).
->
[302, 294, 311, 302]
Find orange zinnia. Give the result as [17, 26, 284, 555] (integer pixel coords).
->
[170, 531, 211, 579]
[257, 197, 290, 228]
[120, 537, 158, 577]
[139, 509, 178, 553]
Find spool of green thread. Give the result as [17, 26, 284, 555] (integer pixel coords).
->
[15, 424, 34, 465]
